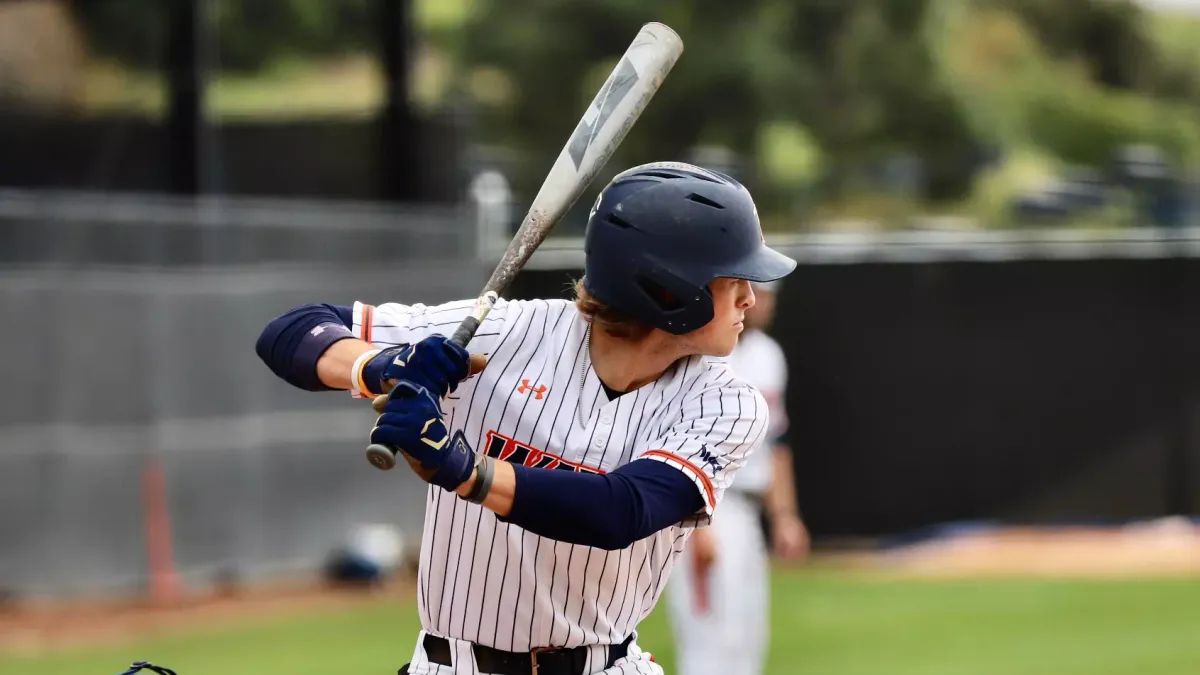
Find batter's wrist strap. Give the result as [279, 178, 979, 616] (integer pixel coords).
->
[350, 348, 382, 398]
[462, 454, 494, 504]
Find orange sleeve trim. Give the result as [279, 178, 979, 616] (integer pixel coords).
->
[360, 304, 375, 344]
[642, 449, 716, 507]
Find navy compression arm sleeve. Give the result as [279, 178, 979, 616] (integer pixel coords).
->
[255, 303, 356, 391]
[503, 458, 707, 550]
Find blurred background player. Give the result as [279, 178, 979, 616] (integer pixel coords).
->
[665, 279, 809, 675]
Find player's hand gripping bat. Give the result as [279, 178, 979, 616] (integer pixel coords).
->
[365, 22, 684, 470]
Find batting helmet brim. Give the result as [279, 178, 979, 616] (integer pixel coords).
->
[718, 243, 797, 284]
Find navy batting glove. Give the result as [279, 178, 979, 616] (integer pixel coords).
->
[369, 380, 476, 491]
[360, 335, 471, 398]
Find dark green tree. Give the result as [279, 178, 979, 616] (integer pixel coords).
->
[69, 0, 373, 73]
[437, 0, 981, 211]
[999, 0, 1157, 90]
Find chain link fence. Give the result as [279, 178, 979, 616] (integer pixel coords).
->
[0, 189, 491, 600]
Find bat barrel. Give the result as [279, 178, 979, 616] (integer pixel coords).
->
[362, 22, 682, 473]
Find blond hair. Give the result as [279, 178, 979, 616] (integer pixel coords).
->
[572, 278, 654, 341]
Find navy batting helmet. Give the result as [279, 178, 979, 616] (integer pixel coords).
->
[582, 161, 796, 335]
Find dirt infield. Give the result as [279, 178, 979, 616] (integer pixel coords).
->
[831, 517, 1200, 578]
[0, 579, 410, 656]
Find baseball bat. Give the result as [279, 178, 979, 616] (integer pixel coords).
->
[365, 22, 685, 471]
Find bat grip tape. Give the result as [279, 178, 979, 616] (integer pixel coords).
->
[450, 316, 480, 349]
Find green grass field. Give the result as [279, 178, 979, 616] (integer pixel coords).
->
[4, 568, 1200, 675]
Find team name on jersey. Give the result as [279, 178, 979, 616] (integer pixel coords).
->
[483, 430, 605, 474]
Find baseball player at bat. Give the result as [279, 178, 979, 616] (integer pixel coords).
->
[665, 279, 810, 675]
[255, 162, 796, 675]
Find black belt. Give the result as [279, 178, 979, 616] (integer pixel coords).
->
[421, 633, 633, 675]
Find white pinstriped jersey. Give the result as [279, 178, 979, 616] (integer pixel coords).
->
[351, 297, 769, 668]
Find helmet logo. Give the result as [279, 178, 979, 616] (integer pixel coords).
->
[589, 192, 603, 220]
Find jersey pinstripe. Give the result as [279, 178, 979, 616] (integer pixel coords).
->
[350, 297, 769, 661]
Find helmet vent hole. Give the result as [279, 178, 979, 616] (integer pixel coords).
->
[607, 213, 634, 229]
[637, 277, 684, 311]
[688, 170, 723, 184]
[687, 193, 725, 209]
[641, 171, 684, 180]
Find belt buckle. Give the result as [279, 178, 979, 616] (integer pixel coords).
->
[529, 646, 555, 674]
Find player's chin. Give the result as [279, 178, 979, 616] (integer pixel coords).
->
[702, 332, 740, 357]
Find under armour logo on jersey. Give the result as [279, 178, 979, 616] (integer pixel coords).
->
[696, 444, 721, 473]
[517, 378, 547, 399]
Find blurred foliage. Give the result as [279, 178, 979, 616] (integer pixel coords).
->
[965, 146, 1061, 226]
[64, 0, 1200, 228]
[69, 0, 374, 73]
[1026, 83, 1200, 167]
[931, 0, 1200, 228]
[999, 0, 1156, 90]
[427, 0, 982, 223]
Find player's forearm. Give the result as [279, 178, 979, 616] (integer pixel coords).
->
[454, 459, 516, 515]
[766, 444, 801, 521]
[256, 303, 358, 391]
[454, 457, 704, 550]
[315, 337, 379, 390]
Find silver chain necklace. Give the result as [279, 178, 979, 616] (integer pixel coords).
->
[576, 323, 592, 429]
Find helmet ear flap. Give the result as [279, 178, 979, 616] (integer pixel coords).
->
[636, 277, 683, 312]
[633, 264, 714, 335]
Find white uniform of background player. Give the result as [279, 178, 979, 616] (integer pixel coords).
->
[665, 280, 810, 675]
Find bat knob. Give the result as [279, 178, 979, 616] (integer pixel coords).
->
[366, 444, 398, 470]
